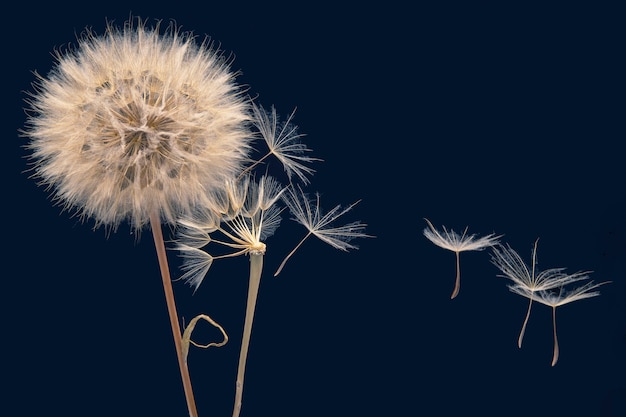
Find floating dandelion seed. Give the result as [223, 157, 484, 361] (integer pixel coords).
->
[490, 239, 590, 348]
[22, 17, 252, 417]
[274, 185, 370, 276]
[509, 279, 610, 366]
[423, 218, 501, 299]
[244, 103, 320, 184]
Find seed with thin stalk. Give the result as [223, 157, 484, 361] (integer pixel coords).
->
[510, 279, 610, 366]
[423, 218, 501, 299]
[239, 103, 320, 184]
[490, 239, 590, 348]
[274, 185, 370, 276]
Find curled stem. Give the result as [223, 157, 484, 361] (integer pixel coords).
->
[182, 314, 229, 364]
[232, 253, 264, 417]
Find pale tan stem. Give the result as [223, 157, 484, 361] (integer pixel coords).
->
[232, 253, 264, 417]
[518, 298, 533, 348]
[551, 306, 560, 367]
[149, 211, 198, 417]
[451, 251, 461, 299]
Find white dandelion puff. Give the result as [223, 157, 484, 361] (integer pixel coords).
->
[23, 17, 251, 230]
[274, 185, 370, 276]
[423, 218, 501, 299]
[491, 239, 590, 348]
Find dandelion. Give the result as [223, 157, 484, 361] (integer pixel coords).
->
[22, 17, 251, 417]
[509, 279, 610, 366]
[490, 239, 590, 348]
[274, 185, 369, 276]
[423, 218, 501, 299]
[175, 174, 284, 417]
[177, 136, 367, 416]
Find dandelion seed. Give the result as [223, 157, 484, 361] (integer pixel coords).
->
[423, 218, 501, 299]
[274, 185, 369, 276]
[491, 239, 590, 348]
[22, 17, 252, 417]
[176, 244, 215, 291]
[246, 103, 320, 184]
[510, 279, 610, 366]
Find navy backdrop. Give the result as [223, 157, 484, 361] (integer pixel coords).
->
[4, 2, 625, 416]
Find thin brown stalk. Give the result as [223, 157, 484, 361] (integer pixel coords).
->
[518, 298, 533, 348]
[451, 251, 461, 299]
[150, 210, 198, 417]
[551, 306, 560, 367]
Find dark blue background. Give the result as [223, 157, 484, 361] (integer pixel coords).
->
[5, 2, 625, 416]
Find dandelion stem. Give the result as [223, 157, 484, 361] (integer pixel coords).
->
[149, 211, 198, 417]
[232, 253, 264, 417]
[274, 231, 311, 276]
[551, 306, 559, 366]
[518, 298, 533, 348]
[451, 251, 461, 299]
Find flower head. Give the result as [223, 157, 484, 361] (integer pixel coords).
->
[176, 174, 284, 291]
[23, 18, 251, 229]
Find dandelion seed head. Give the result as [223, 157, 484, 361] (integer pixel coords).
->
[24, 18, 251, 230]
[175, 175, 283, 289]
